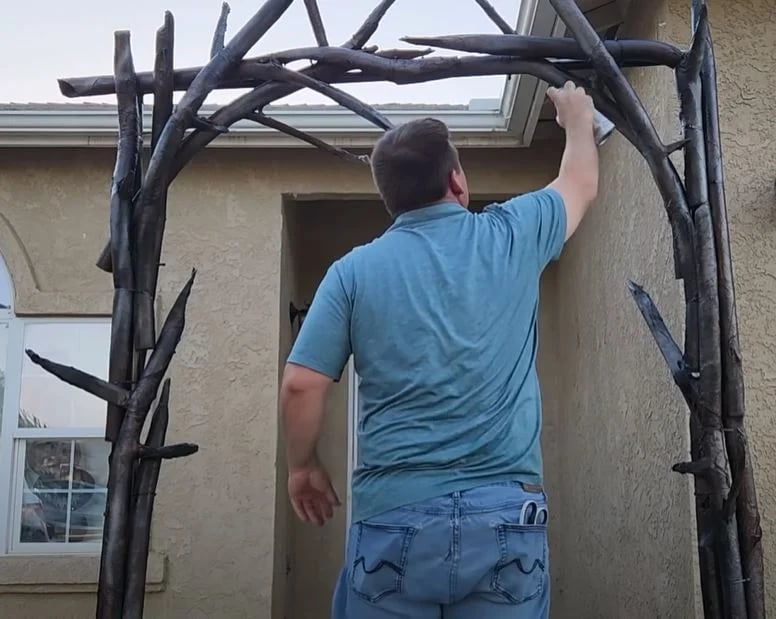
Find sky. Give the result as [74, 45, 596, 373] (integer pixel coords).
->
[0, 0, 521, 106]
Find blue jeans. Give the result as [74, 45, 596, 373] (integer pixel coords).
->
[332, 482, 550, 618]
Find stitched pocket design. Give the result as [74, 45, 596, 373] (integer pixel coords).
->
[350, 522, 417, 603]
[491, 523, 547, 604]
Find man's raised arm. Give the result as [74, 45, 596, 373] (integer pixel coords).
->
[547, 81, 600, 241]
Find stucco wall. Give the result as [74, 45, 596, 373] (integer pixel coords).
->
[0, 144, 561, 618]
[552, 0, 776, 617]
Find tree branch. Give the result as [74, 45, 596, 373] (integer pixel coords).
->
[132, 0, 294, 350]
[347, 0, 397, 49]
[303, 0, 328, 46]
[138, 443, 199, 460]
[246, 112, 369, 165]
[58, 37, 685, 99]
[106, 30, 140, 442]
[400, 34, 685, 68]
[549, 0, 694, 281]
[472, 0, 514, 34]
[626, 281, 696, 406]
[211, 2, 230, 59]
[25, 350, 130, 407]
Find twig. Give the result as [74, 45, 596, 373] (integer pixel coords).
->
[303, 0, 328, 46]
[138, 443, 199, 459]
[246, 112, 369, 165]
[211, 2, 230, 59]
[346, 0, 397, 49]
[472, 0, 514, 34]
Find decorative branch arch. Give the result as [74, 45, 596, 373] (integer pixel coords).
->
[25, 0, 764, 617]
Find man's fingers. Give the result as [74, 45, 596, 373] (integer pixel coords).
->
[546, 86, 559, 103]
[291, 498, 309, 523]
[302, 499, 323, 526]
[326, 484, 341, 507]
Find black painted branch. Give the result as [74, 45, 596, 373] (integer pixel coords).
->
[347, 0, 397, 49]
[58, 37, 685, 100]
[106, 30, 140, 442]
[303, 0, 328, 46]
[172, 53, 636, 176]
[245, 62, 393, 129]
[133, 0, 293, 350]
[549, 0, 694, 281]
[123, 380, 170, 619]
[139, 443, 199, 459]
[152, 12, 175, 153]
[25, 350, 130, 406]
[401, 34, 685, 68]
[626, 281, 696, 406]
[694, 204, 747, 618]
[211, 2, 230, 59]
[699, 12, 764, 618]
[246, 112, 369, 165]
[130, 270, 196, 413]
[472, 0, 514, 34]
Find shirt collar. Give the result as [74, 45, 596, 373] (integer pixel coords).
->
[389, 202, 466, 229]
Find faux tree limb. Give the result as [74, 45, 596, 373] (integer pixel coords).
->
[58, 37, 685, 99]
[210, 3, 230, 59]
[303, 0, 328, 46]
[698, 12, 765, 618]
[246, 112, 369, 165]
[472, 0, 514, 35]
[24, 351, 130, 406]
[106, 31, 140, 442]
[123, 380, 170, 619]
[549, 0, 694, 281]
[626, 281, 696, 407]
[98, 273, 196, 619]
[133, 0, 294, 351]
[401, 34, 684, 68]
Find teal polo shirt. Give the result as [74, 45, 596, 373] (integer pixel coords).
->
[287, 188, 567, 523]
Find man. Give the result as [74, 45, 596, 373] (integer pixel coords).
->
[280, 81, 598, 618]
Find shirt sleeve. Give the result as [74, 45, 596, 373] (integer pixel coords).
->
[490, 187, 568, 270]
[287, 260, 352, 381]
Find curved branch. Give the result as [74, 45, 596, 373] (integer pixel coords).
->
[549, 0, 694, 281]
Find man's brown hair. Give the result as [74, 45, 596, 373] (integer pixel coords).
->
[370, 118, 461, 217]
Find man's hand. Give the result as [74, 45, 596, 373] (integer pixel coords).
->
[546, 81, 595, 133]
[288, 460, 341, 526]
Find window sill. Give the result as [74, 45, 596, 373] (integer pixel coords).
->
[0, 552, 166, 594]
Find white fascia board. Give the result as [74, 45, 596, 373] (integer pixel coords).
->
[0, 104, 519, 149]
[502, 0, 565, 145]
[0, 0, 545, 150]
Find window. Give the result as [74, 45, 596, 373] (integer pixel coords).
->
[0, 261, 111, 555]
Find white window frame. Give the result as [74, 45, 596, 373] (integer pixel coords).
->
[0, 315, 110, 556]
[346, 357, 360, 537]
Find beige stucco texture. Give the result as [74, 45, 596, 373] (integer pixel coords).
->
[0, 145, 560, 618]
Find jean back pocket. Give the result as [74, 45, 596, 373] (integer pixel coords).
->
[491, 523, 547, 604]
[350, 522, 417, 603]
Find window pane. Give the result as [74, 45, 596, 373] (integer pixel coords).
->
[19, 438, 109, 544]
[0, 322, 7, 432]
[19, 322, 111, 429]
